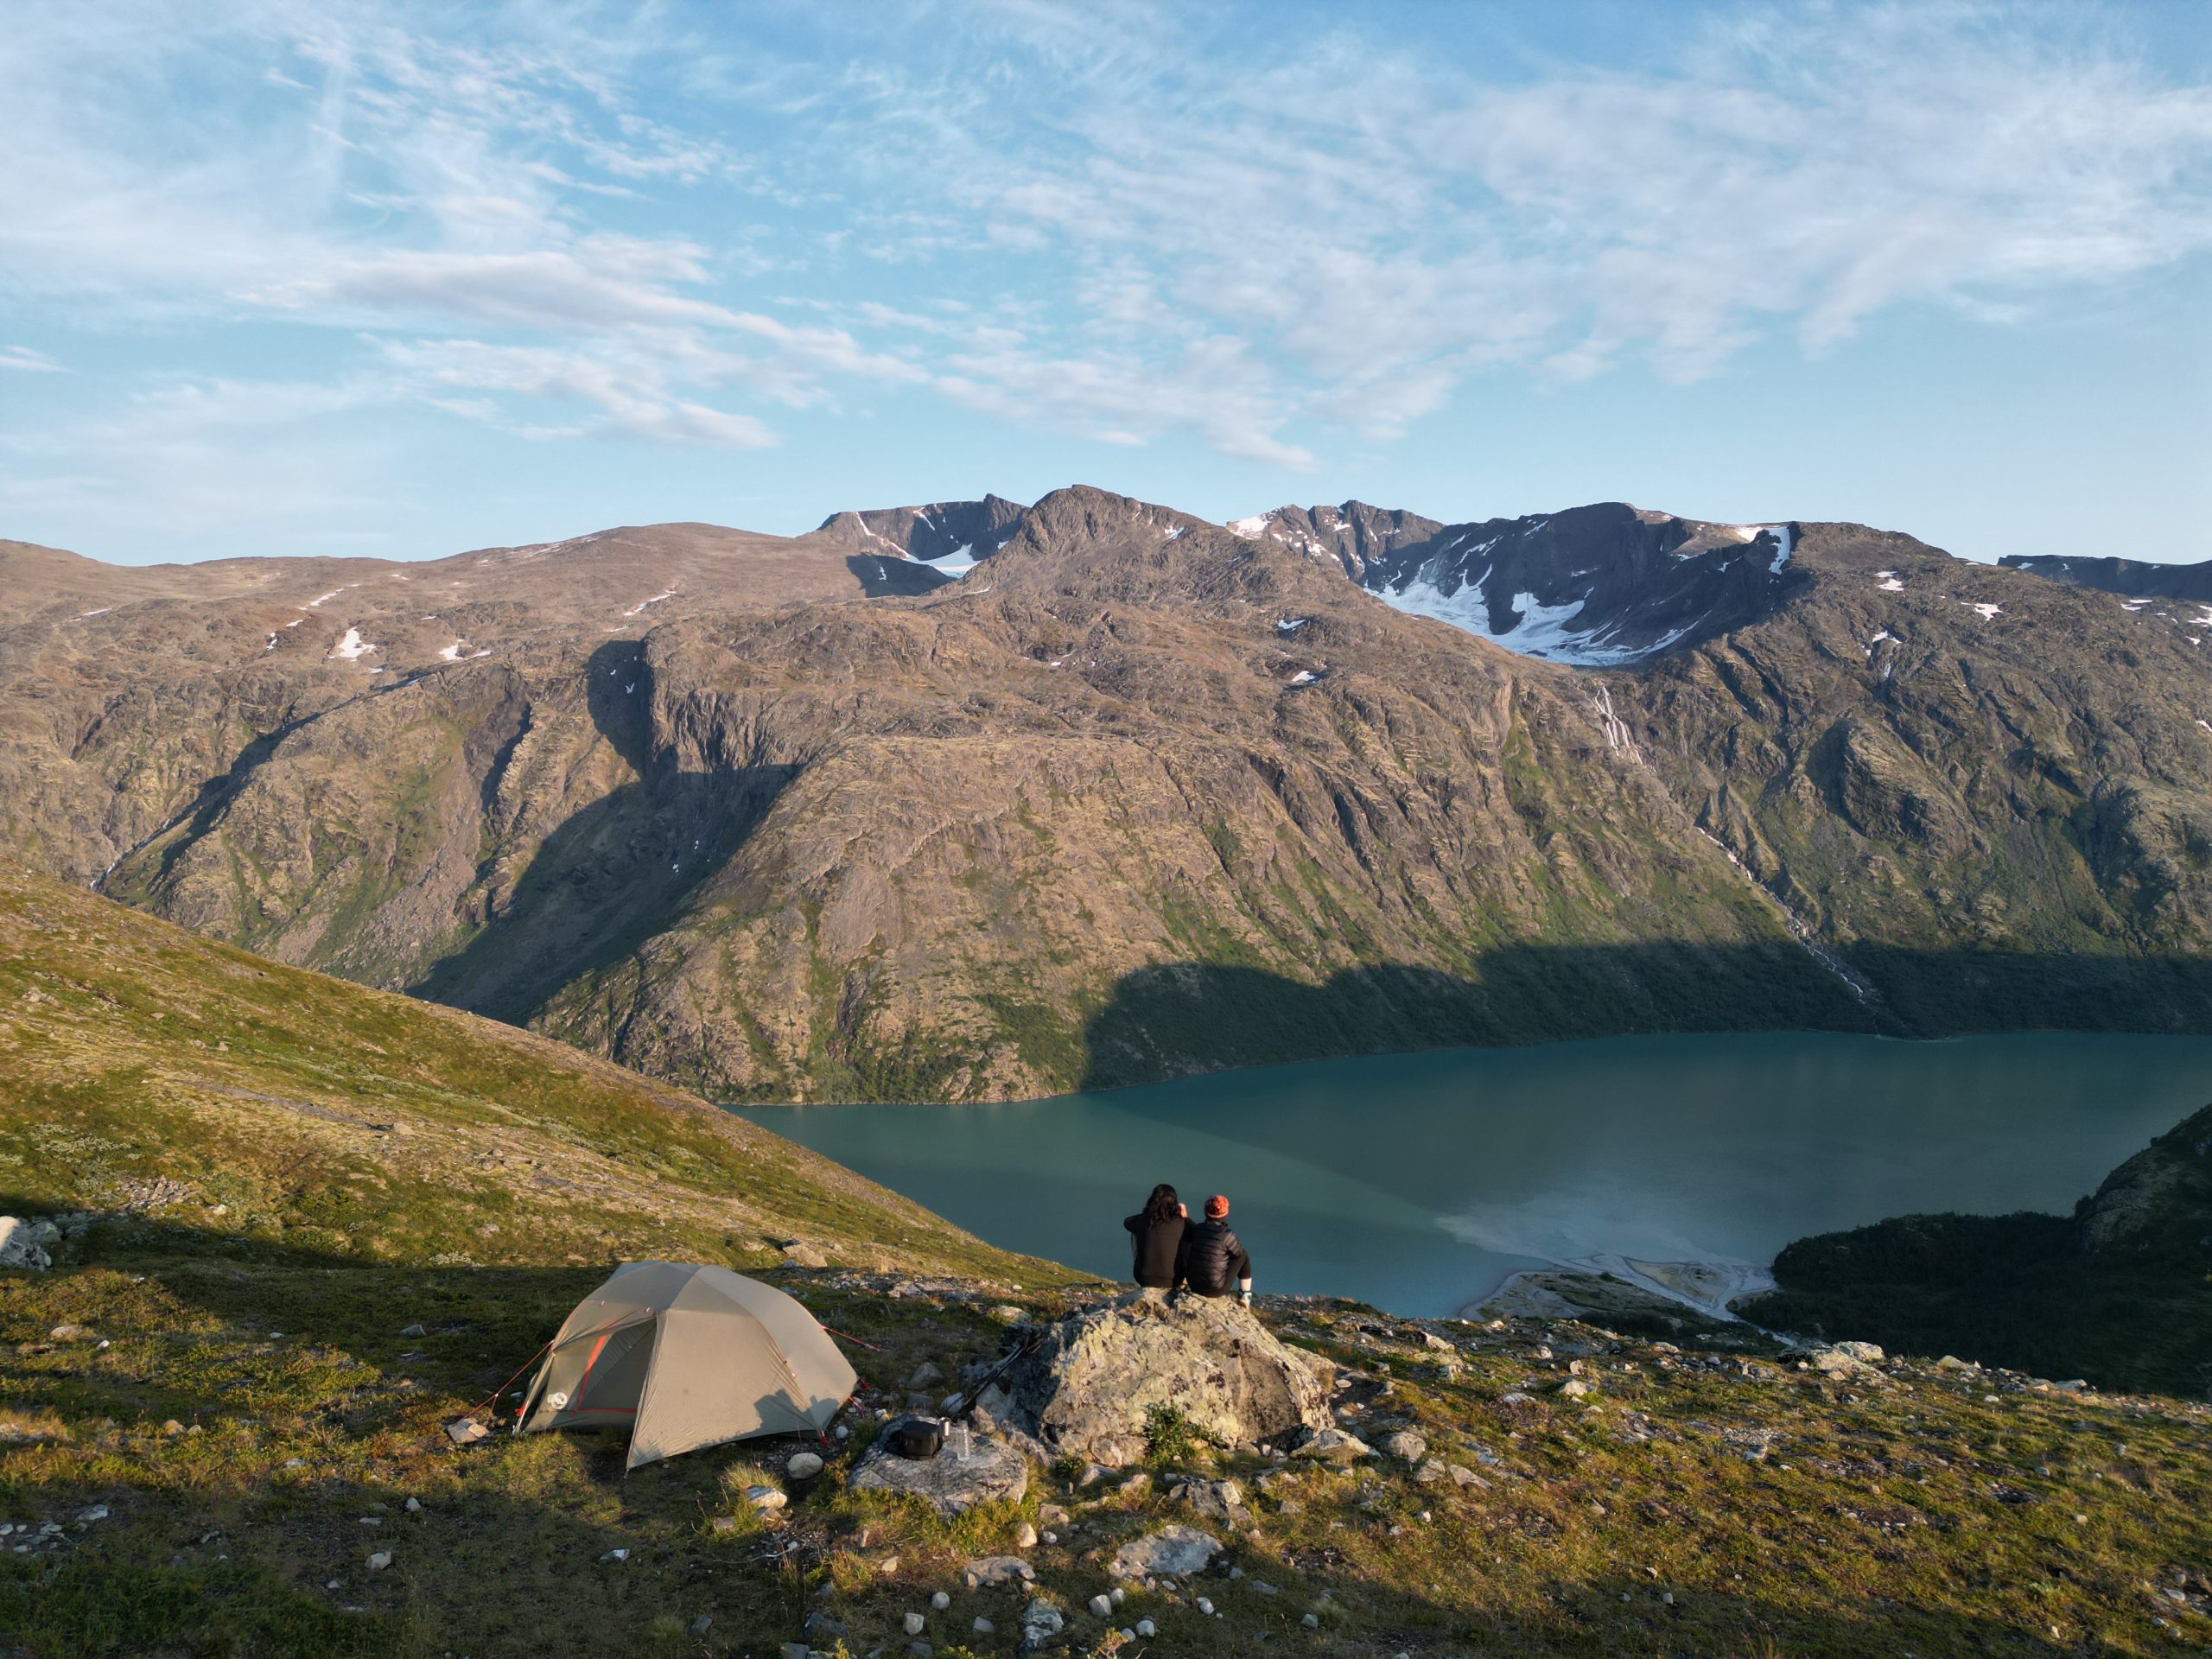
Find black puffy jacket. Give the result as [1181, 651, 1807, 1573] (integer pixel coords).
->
[1123, 1211, 1185, 1289]
[1176, 1218, 1252, 1296]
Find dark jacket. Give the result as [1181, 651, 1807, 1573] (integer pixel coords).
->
[1176, 1217, 1252, 1296]
[1123, 1211, 1185, 1289]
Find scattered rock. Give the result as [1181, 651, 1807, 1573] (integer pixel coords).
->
[1110, 1525, 1222, 1580]
[962, 1555, 1035, 1588]
[745, 1484, 787, 1512]
[1294, 1426, 1374, 1463]
[690, 1615, 712, 1637]
[907, 1361, 944, 1389]
[1136, 1617, 1158, 1636]
[1559, 1377, 1595, 1398]
[1014, 1521, 1038, 1548]
[786, 1452, 824, 1480]
[442, 1418, 488, 1446]
[849, 1435, 1027, 1513]
[366, 1551, 392, 1571]
[1088, 1593, 1113, 1617]
[1020, 1599, 1064, 1641]
[971, 1616, 995, 1634]
[1380, 1428, 1427, 1461]
[987, 1304, 1027, 1325]
[781, 1242, 828, 1269]
[599, 1548, 628, 1563]
[399, 1324, 428, 1338]
[994, 1294, 1332, 1466]
[931, 1591, 951, 1610]
[0, 1217, 54, 1272]
[903, 1611, 926, 1636]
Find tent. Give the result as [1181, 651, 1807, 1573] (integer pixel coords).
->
[516, 1261, 856, 1470]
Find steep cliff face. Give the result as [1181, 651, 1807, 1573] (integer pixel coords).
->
[5, 489, 2212, 1100]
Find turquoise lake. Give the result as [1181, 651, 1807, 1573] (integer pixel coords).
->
[736, 1032, 2212, 1317]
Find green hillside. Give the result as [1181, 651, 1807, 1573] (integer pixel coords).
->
[1743, 1103, 2212, 1398]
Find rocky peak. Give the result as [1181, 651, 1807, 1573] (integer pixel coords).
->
[2002, 553, 2212, 603]
[1236, 498, 1802, 665]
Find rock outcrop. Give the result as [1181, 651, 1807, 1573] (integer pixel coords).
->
[847, 1434, 1028, 1513]
[991, 1294, 1332, 1467]
[0, 1217, 54, 1271]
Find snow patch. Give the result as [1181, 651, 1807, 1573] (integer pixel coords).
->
[1765, 524, 1793, 575]
[304, 588, 348, 608]
[1961, 601, 2003, 620]
[1287, 670, 1318, 686]
[1275, 618, 1309, 635]
[1379, 574, 1683, 666]
[437, 640, 466, 662]
[1866, 630, 1893, 656]
[926, 544, 978, 576]
[327, 628, 378, 662]
[263, 632, 277, 652]
[1228, 515, 1271, 538]
[1875, 571, 1905, 592]
[622, 590, 677, 618]
[75, 607, 111, 619]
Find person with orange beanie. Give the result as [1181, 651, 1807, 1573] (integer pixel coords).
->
[1175, 1193, 1253, 1306]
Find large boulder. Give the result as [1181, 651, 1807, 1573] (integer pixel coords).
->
[0, 1218, 55, 1272]
[995, 1294, 1332, 1467]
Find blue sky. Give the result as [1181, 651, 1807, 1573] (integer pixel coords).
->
[3, 0, 2208, 565]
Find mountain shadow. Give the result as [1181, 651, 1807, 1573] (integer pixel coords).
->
[411, 639, 797, 1025]
[1075, 944, 2212, 1094]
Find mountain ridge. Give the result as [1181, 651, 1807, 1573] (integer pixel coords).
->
[7, 484, 2212, 1100]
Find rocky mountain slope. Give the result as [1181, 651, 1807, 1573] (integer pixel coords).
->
[1744, 1100, 2212, 1398]
[4, 486, 2211, 1100]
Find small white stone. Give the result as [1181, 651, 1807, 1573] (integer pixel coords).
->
[972, 1616, 995, 1633]
[1198, 1597, 1215, 1615]
[1014, 1521, 1038, 1548]
[1136, 1618, 1157, 1637]
[903, 1612, 925, 1636]
[366, 1551, 392, 1571]
[404, 1497, 420, 1513]
[931, 1591, 951, 1611]
[1088, 1594, 1113, 1617]
[786, 1452, 824, 1480]
[1109, 1586, 1125, 1605]
[1301, 1611, 1320, 1627]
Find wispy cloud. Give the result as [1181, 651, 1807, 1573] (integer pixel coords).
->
[1, 0, 2207, 497]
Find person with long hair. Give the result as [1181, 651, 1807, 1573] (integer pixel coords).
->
[1123, 1182, 1187, 1301]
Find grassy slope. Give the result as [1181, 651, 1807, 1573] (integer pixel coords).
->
[0, 859, 1049, 1278]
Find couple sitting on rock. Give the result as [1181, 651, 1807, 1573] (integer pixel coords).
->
[1122, 1184, 1253, 1306]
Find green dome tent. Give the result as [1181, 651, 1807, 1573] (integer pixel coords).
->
[517, 1262, 856, 1470]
